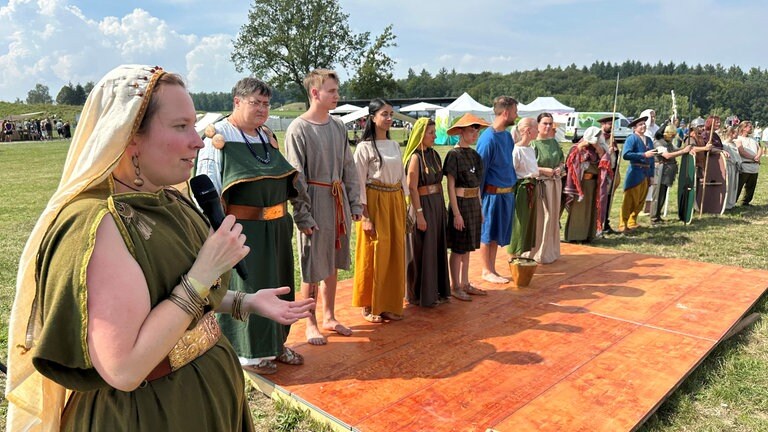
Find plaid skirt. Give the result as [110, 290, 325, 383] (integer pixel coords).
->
[447, 196, 481, 253]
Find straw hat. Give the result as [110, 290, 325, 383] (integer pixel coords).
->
[447, 113, 491, 136]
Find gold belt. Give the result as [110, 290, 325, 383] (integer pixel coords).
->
[227, 202, 287, 221]
[484, 184, 514, 194]
[366, 180, 402, 192]
[145, 312, 221, 383]
[455, 187, 479, 198]
[417, 184, 442, 196]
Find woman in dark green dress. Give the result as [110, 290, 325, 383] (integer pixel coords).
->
[197, 78, 302, 375]
[6, 65, 313, 431]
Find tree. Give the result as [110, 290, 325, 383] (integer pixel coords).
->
[347, 24, 398, 99]
[232, 0, 369, 102]
[56, 83, 76, 105]
[26, 83, 53, 104]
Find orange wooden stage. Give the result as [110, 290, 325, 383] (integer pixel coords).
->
[247, 243, 768, 432]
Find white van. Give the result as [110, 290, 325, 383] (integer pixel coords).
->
[564, 112, 631, 142]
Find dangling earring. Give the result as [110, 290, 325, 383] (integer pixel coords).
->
[132, 154, 144, 187]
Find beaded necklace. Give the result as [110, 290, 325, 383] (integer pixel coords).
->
[239, 128, 271, 164]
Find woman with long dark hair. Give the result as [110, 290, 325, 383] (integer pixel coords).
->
[352, 98, 408, 322]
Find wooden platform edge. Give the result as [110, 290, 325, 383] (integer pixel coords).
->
[245, 371, 361, 432]
[631, 293, 768, 431]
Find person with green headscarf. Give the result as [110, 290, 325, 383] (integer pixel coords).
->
[403, 118, 450, 307]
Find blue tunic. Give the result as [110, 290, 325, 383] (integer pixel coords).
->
[622, 133, 655, 190]
[476, 127, 516, 245]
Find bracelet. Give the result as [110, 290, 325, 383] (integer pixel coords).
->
[416, 208, 423, 213]
[168, 291, 204, 321]
[184, 274, 210, 298]
[180, 274, 210, 306]
[231, 291, 250, 322]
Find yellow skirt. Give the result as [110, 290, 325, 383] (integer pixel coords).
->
[352, 186, 406, 315]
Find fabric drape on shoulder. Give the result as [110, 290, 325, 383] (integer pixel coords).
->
[6, 65, 171, 432]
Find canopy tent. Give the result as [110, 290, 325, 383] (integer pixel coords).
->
[4, 111, 45, 121]
[340, 108, 416, 126]
[434, 93, 494, 145]
[518, 96, 574, 118]
[399, 101, 444, 112]
[329, 103, 363, 114]
[194, 112, 224, 137]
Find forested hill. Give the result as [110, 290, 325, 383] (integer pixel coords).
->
[390, 61, 768, 123]
[190, 60, 767, 124]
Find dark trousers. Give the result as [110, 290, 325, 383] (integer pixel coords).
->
[652, 184, 670, 220]
[736, 172, 758, 205]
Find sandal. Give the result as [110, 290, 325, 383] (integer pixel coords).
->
[242, 359, 277, 375]
[451, 288, 472, 302]
[362, 307, 383, 323]
[381, 312, 403, 321]
[464, 284, 487, 296]
[276, 346, 304, 366]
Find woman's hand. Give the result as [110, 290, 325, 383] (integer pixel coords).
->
[453, 212, 465, 231]
[416, 212, 427, 231]
[362, 218, 376, 236]
[189, 215, 249, 286]
[246, 287, 315, 325]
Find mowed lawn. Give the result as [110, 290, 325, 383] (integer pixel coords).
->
[1, 137, 766, 431]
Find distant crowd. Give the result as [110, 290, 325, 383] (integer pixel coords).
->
[1, 117, 72, 142]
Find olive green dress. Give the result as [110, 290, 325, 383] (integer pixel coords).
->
[217, 137, 298, 360]
[32, 180, 253, 431]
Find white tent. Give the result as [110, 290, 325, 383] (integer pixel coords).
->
[399, 101, 443, 112]
[434, 93, 494, 145]
[518, 96, 574, 118]
[340, 108, 416, 125]
[329, 103, 363, 114]
[195, 112, 224, 137]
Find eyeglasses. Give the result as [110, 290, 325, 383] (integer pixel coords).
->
[243, 99, 270, 109]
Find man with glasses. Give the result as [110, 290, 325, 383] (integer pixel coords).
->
[196, 77, 306, 375]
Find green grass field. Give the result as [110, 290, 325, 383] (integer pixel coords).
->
[0, 139, 766, 431]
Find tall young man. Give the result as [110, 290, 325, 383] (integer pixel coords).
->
[476, 96, 518, 283]
[285, 69, 363, 345]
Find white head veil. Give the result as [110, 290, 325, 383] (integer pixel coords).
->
[5, 64, 168, 431]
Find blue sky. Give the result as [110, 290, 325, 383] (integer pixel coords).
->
[1, 0, 767, 102]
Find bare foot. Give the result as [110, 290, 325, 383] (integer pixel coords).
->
[323, 320, 352, 336]
[482, 272, 509, 284]
[305, 324, 327, 345]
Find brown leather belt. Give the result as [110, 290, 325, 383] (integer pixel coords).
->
[417, 184, 441, 196]
[455, 187, 479, 198]
[144, 312, 221, 384]
[484, 184, 514, 194]
[227, 202, 287, 221]
[582, 173, 596, 180]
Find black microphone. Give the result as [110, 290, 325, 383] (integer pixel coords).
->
[189, 174, 249, 280]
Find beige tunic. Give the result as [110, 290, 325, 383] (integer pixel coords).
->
[285, 116, 363, 283]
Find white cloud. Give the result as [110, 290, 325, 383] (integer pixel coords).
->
[0, 0, 237, 101]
